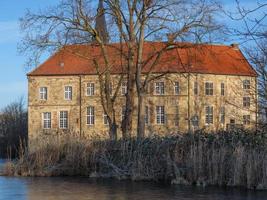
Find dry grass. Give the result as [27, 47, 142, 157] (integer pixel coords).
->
[4, 130, 267, 189]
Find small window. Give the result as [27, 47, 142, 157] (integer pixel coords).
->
[221, 83, 225, 96]
[205, 106, 213, 124]
[87, 83, 95, 96]
[43, 112, 51, 129]
[243, 97, 250, 108]
[121, 82, 127, 95]
[145, 106, 149, 125]
[243, 115, 251, 125]
[155, 82, 165, 95]
[174, 82, 180, 95]
[243, 80, 250, 90]
[205, 82, 213, 96]
[230, 119, 235, 124]
[174, 106, 179, 126]
[156, 106, 165, 124]
[192, 115, 199, 127]
[64, 86, 72, 100]
[59, 111, 68, 129]
[220, 107, 225, 124]
[87, 106, 95, 125]
[39, 87, 48, 100]
[103, 113, 108, 125]
[121, 106, 126, 121]
[194, 82, 198, 95]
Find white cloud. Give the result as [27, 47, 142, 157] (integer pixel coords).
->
[0, 21, 19, 44]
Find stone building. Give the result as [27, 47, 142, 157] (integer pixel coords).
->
[27, 42, 257, 140]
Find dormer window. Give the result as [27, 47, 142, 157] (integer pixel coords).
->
[64, 86, 72, 100]
[39, 87, 47, 100]
[155, 82, 164, 95]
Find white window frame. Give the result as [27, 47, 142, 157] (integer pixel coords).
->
[205, 82, 213, 96]
[121, 106, 126, 122]
[59, 111, 68, 129]
[86, 83, 95, 96]
[243, 80, 251, 90]
[121, 82, 127, 95]
[103, 113, 108, 125]
[156, 106, 165, 124]
[42, 112, 51, 129]
[87, 106, 95, 125]
[243, 97, 251, 108]
[64, 86, 72, 100]
[192, 115, 199, 127]
[243, 115, 251, 125]
[155, 82, 165, 95]
[174, 82, 180, 95]
[205, 106, 213, 125]
[39, 87, 48, 100]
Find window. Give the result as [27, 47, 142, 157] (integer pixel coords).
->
[64, 86, 72, 100]
[103, 113, 108, 125]
[192, 115, 199, 127]
[205, 106, 213, 124]
[145, 106, 149, 125]
[205, 82, 213, 96]
[39, 87, 48, 100]
[155, 82, 164, 95]
[220, 107, 225, 124]
[43, 112, 51, 129]
[174, 106, 179, 126]
[243, 97, 250, 108]
[121, 106, 126, 121]
[87, 106, 95, 125]
[243, 80, 250, 90]
[156, 106, 165, 124]
[194, 82, 198, 95]
[59, 111, 68, 129]
[221, 83, 225, 96]
[87, 83, 95, 96]
[121, 82, 127, 95]
[243, 115, 251, 125]
[174, 82, 180, 95]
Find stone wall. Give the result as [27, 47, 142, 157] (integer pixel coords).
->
[28, 73, 257, 141]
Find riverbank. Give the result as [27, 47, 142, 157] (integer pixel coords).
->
[3, 130, 267, 190]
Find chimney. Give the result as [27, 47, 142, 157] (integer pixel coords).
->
[94, 0, 109, 44]
[230, 43, 239, 50]
[167, 33, 175, 43]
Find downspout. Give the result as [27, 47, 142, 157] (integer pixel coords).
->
[79, 75, 82, 137]
[255, 76, 258, 132]
[187, 72, 191, 132]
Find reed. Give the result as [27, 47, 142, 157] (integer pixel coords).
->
[4, 130, 267, 189]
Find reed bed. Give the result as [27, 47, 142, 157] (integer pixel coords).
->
[4, 130, 267, 189]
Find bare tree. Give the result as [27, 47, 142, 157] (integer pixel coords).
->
[0, 98, 27, 158]
[226, 0, 267, 127]
[20, 0, 222, 139]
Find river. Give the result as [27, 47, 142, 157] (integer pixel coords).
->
[0, 160, 267, 200]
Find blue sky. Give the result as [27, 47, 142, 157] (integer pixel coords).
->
[0, 0, 265, 109]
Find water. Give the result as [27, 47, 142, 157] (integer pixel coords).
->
[0, 160, 267, 200]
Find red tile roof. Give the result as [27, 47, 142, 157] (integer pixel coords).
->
[28, 42, 257, 77]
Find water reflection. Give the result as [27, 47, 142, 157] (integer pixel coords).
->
[0, 176, 266, 200]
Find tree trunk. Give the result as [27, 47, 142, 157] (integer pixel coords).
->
[109, 122, 117, 140]
[137, 93, 145, 138]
